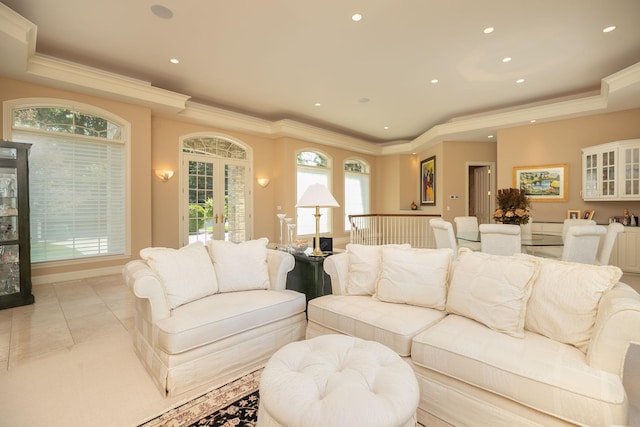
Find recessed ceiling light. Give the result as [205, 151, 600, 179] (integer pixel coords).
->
[383, 126, 389, 130]
[314, 102, 321, 107]
[530, 119, 537, 123]
[483, 27, 494, 34]
[151, 4, 173, 19]
[431, 79, 439, 84]
[488, 135, 494, 138]
[351, 13, 362, 22]
[516, 78, 525, 84]
[502, 57, 512, 63]
[170, 58, 179, 64]
[603, 25, 616, 33]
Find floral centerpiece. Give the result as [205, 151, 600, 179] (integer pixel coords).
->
[493, 188, 531, 225]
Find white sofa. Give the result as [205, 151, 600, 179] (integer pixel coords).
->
[123, 238, 307, 397]
[306, 244, 640, 426]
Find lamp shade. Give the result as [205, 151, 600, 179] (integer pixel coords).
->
[296, 183, 339, 207]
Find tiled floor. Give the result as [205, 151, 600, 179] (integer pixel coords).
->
[0, 272, 639, 426]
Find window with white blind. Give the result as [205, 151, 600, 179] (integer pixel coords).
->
[344, 159, 370, 230]
[296, 151, 332, 236]
[10, 104, 127, 263]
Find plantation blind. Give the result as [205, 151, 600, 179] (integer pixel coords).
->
[13, 130, 125, 262]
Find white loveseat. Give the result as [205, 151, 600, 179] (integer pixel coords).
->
[123, 238, 307, 397]
[306, 244, 640, 426]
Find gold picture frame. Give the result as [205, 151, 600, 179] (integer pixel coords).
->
[583, 210, 595, 220]
[513, 164, 568, 202]
[567, 210, 581, 219]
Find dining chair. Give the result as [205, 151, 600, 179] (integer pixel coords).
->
[453, 216, 480, 251]
[430, 220, 458, 258]
[479, 224, 521, 256]
[560, 225, 607, 264]
[595, 222, 624, 265]
[562, 218, 596, 241]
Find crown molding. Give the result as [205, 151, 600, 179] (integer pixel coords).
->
[0, 4, 36, 51]
[26, 55, 190, 113]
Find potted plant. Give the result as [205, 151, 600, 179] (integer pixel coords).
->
[493, 188, 531, 225]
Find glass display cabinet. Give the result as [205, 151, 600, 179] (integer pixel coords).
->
[0, 141, 33, 309]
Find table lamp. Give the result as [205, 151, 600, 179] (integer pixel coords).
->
[296, 183, 339, 256]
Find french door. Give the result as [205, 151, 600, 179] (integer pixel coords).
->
[182, 154, 250, 245]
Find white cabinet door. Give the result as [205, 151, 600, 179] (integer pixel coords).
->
[582, 139, 640, 201]
[614, 228, 640, 273]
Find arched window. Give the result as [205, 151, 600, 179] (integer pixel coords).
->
[296, 150, 332, 236]
[344, 159, 370, 230]
[181, 135, 251, 244]
[8, 101, 127, 262]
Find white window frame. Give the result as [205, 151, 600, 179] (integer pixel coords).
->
[179, 132, 253, 246]
[3, 98, 131, 265]
[344, 158, 371, 231]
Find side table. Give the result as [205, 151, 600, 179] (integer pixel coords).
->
[286, 252, 332, 301]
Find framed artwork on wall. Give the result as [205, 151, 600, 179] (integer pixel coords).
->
[583, 210, 595, 220]
[513, 164, 568, 202]
[420, 156, 436, 205]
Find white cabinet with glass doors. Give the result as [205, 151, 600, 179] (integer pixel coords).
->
[582, 139, 640, 201]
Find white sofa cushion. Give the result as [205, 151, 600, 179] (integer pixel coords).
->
[519, 255, 622, 352]
[140, 241, 218, 309]
[155, 289, 306, 354]
[376, 246, 452, 309]
[446, 250, 539, 338]
[345, 243, 410, 296]
[411, 315, 626, 427]
[207, 238, 270, 292]
[307, 295, 446, 356]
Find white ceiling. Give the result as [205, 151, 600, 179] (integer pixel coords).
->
[1, 0, 640, 148]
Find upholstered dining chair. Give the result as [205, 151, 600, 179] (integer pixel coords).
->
[562, 218, 596, 241]
[430, 219, 458, 258]
[479, 224, 521, 256]
[595, 222, 624, 265]
[454, 216, 481, 251]
[560, 225, 607, 264]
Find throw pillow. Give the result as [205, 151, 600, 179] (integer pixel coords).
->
[345, 243, 410, 295]
[520, 254, 622, 352]
[207, 237, 270, 292]
[376, 246, 452, 309]
[140, 241, 218, 309]
[446, 250, 539, 338]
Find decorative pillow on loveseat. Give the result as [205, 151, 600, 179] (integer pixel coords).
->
[207, 238, 270, 292]
[376, 246, 452, 309]
[446, 249, 539, 338]
[518, 254, 622, 352]
[345, 243, 410, 296]
[140, 241, 218, 309]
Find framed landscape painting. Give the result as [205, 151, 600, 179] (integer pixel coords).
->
[513, 164, 568, 202]
[420, 156, 436, 205]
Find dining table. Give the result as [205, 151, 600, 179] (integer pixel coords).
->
[456, 231, 564, 248]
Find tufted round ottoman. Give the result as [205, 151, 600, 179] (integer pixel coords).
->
[257, 334, 419, 427]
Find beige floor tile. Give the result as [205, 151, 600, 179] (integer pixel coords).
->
[67, 310, 125, 343]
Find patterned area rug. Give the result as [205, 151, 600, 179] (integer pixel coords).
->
[140, 369, 262, 427]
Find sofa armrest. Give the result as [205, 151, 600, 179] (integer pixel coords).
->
[587, 282, 640, 377]
[267, 249, 295, 290]
[323, 252, 349, 295]
[122, 260, 171, 322]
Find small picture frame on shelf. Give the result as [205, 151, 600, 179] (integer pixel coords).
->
[583, 210, 595, 220]
[567, 210, 581, 219]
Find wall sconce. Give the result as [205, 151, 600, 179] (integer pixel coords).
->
[257, 177, 270, 188]
[155, 170, 174, 182]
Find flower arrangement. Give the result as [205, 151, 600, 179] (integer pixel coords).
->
[493, 188, 531, 225]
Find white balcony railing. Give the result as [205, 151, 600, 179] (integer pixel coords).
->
[348, 214, 441, 248]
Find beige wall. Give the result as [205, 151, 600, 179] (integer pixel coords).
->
[497, 109, 640, 223]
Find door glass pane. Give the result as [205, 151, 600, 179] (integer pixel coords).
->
[188, 160, 215, 244]
[225, 164, 247, 242]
